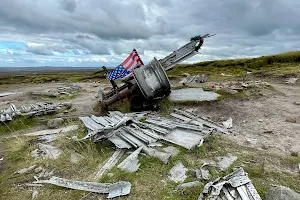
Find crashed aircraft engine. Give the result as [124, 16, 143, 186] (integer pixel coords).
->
[99, 34, 215, 111]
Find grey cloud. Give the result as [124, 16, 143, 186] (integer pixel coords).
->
[0, 0, 300, 67]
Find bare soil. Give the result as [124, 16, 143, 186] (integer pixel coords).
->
[192, 83, 300, 155]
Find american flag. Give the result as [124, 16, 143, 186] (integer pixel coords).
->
[107, 50, 143, 80]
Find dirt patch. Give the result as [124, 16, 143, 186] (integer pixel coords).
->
[191, 83, 300, 155]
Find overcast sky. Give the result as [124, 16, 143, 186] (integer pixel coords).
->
[0, 0, 299, 67]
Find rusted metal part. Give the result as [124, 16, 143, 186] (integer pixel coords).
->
[100, 84, 138, 109]
[34, 176, 131, 199]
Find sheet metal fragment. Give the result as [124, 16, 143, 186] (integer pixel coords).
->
[117, 146, 143, 172]
[34, 176, 131, 199]
[91, 149, 125, 180]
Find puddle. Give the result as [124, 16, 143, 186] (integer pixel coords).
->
[169, 88, 220, 101]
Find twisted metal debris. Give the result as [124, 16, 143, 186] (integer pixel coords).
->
[0, 102, 71, 122]
[198, 167, 262, 200]
[78, 109, 229, 151]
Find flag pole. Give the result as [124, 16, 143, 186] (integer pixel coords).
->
[133, 49, 144, 66]
[102, 66, 118, 89]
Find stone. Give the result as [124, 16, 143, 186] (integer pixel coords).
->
[47, 118, 64, 129]
[265, 186, 300, 200]
[217, 154, 238, 170]
[176, 181, 200, 189]
[294, 102, 300, 105]
[32, 190, 38, 200]
[195, 168, 211, 180]
[162, 146, 180, 157]
[168, 161, 188, 183]
[286, 117, 297, 123]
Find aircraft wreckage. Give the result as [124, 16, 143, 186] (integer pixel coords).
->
[99, 34, 215, 111]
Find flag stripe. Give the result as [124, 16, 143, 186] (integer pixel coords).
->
[125, 54, 139, 70]
[123, 53, 138, 70]
[121, 52, 134, 66]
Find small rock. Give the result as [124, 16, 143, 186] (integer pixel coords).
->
[286, 117, 297, 123]
[217, 154, 237, 170]
[290, 147, 299, 157]
[176, 181, 200, 189]
[47, 118, 64, 129]
[107, 173, 114, 177]
[223, 88, 238, 95]
[294, 102, 300, 105]
[291, 151, 299, 157]
[14, 165, 36, 175]
[263, 130, 274, 134]
[258, 119, 264, 122]
[34, 166, 44, 174]
[162, 146, 180, 157]
[245, 138, 258, 145]
[168, 161, 188, 183]
[32, 190, 38, 200]
[265, 186, 300, 200]
[195, 168, 211, 180]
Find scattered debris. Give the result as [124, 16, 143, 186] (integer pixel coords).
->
[14, 165, 37, 175]
[169, 88, 220, 102]
[47, 118, 64, 129]
[294, 101, 300, 105]
[168, 161, 188, 183]
[195, 168, 211, 181]
[91, 149, 125, 180]
[29, 84, 82, 97]
[142, 146, 171, 164]
[226, 80, 270, 90]
[176, 181, 200, 189]
[198, 167, 262, 200]
[265, 185, 300, 200]
[32, 144, 62, 160]
[217, 154, 237, 170]
[25, 125, 79, 137]
[220, 73, 233, 77]
[245, 138, 258, 145]
[162, 146, 180, 157]
[34, 176, 131, 199]
[31, 190, 39, 200]
[0, 102, 72, 122]
[179, 74, 208, 85]
[286, 116, 297, 123]
[78, 110, 222, 152]
[117, 146, 142, 172]
[222, 117, 233, 129]
[0, 92, 21, 97]
[286, 78, 299, 84]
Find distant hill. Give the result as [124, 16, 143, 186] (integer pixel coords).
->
[168, 51, 300, 80]
[0, 67, 101, 73]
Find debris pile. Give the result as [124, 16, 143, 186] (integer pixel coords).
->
[29, 84, 82, 97]
[179, 74, 208, 85]
[198, 167, 262, 200]
[227, 80, 270, 90]
[78, 109, 230, 152]
[0, 102, 72, 122]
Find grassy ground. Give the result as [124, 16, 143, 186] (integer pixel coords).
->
[1, 125, 299, 200]
[0, 116, 38, 136]
[167, 51, 300, 81]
